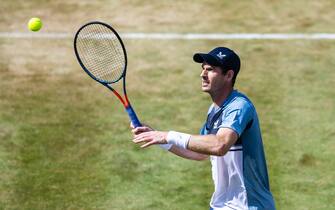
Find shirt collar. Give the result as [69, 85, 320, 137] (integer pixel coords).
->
[206, 90, 238, 131]
[213, 89, 238, 113]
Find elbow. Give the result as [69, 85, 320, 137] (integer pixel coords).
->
[213, 144, 228, 156]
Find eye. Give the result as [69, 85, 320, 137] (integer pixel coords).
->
[203, 67, 213, 72]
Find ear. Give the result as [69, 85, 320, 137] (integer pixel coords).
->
[226, 70, 235, 80]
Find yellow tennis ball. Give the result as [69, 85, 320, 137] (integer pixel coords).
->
[28, 17, 42, 32]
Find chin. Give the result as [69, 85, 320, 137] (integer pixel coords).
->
[201, 87, 210, 92]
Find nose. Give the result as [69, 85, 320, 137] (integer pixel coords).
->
[200, 69, 207, 77]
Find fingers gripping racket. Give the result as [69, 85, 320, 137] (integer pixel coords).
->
[74, 21, 141, 127]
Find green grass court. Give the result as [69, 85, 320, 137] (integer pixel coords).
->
[1, 1, 335, 209]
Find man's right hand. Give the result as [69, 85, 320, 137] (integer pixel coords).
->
[130, 123, 154, 135]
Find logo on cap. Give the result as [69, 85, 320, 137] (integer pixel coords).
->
[216, 52, 226, 59]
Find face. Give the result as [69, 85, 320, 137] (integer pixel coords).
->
[200, 63, 230, 95]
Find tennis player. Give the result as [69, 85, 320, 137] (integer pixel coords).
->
[132, 47, 276, 210]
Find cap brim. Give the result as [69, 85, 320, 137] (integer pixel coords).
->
[193, 53, 221, 66]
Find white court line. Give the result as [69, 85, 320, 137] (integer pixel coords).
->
[1, 32, 335, 40]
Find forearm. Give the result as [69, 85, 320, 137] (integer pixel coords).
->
[133, 128, 238, 157]
[168, 145, 208, 161]
[187, 134, 228, 156]
[166, 131, 231, 156]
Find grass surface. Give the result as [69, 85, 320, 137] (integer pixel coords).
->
[1, 1, 335, 210]
[1, 0, 335, 33]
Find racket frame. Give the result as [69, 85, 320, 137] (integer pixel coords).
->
[74, 21, 141, 127]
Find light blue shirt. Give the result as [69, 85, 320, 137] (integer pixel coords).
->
[201, 90, 276, 210]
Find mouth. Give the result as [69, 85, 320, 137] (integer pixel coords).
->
[202, 80, 209, 87]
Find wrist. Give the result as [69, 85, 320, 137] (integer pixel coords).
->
[158, 144, 173, 151]
[166, 131, 191, 149]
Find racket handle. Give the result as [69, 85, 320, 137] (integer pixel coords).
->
[125, 105, 142, 128]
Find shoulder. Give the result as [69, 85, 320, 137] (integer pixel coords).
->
[226, 91, 255, 113]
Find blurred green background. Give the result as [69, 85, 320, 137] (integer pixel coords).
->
[1, 1, 334, 209]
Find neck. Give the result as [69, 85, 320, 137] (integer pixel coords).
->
[210, 87, 233, 107]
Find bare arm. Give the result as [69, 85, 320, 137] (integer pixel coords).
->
[169, 145, 208, 161]
[187, 128, 239, 156]
[131, 126, 208, 161]
[133, 127, 239, 157]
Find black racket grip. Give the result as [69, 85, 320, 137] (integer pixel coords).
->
[125, 105, 142, 128]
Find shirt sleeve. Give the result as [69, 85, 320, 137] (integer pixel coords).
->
[200, 104, 214, 135]
[199, 123, 207, 135]
[218, 101, 254, 137]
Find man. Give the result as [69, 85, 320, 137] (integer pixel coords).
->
[132, 47, 276, 210]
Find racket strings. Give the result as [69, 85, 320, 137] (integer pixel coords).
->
[83, 27, 123, 81]
[81, 26, 123, 81]
[76, 23, 125, 83]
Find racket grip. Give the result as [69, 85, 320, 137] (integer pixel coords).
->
[125, 105, 142, 128]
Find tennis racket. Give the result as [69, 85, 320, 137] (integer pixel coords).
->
[74, 21, 141, 127]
